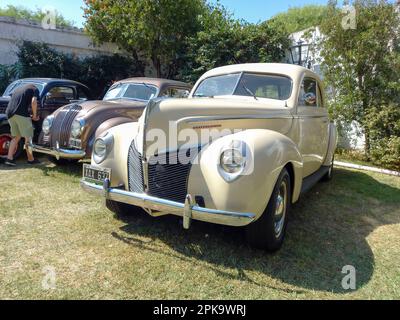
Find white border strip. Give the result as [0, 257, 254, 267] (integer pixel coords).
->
[335, 161, 400, 177]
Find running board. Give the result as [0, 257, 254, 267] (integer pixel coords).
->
[300, 166, 330, 195]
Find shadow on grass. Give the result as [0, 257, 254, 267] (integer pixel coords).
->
[0, 155, 83, 178]
[111, 169, 400, 295]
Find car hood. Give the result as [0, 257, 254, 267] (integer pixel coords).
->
[52, 99, 148, 118]
[138, 97, 294, 158]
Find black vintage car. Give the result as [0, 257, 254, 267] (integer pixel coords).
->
[0, 78, 92, 158]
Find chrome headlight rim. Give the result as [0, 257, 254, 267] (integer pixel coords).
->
[93, 132, 114, 164]
[42, 115, 54, 135]
[218, 141, 248, 182]
[71, 119, 86, 139]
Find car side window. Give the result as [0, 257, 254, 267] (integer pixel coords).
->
[161, 87, 190, 98]
[298, 78, 318, 107]
[77, 87, 89, 101]
[46, 86, 74, 104]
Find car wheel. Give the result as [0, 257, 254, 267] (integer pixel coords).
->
[0, 126, 24, 159]
[106, 199, 140, 218]
[245, 168, 291, 252]
[322, 156, 334, 182]
[47, 156, 79, 166]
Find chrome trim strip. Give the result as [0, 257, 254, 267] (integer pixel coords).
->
[29, 143, 85, 160]
[180, 114, 294, 125]
[80, 179, 256, 227]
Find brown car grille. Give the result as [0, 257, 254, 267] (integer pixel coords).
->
[50, 104, 82, 148]
[127, 140, 200, 204]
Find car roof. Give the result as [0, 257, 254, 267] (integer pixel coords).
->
[14, 78, 89, 88]
[196, 63, 321, 82]
[116, 77, 192, 90]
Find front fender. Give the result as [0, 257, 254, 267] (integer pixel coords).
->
[188, 129, 303, 221]
[86, 117, 136, 155]
[91, 122, 140, 188]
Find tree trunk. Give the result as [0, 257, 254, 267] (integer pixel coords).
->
[153, 56, 162, 78]
[364, 126, 371, 160]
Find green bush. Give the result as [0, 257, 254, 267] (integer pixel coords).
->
[366, 105, 400, 171]
[0, 63, 22, 94]
[16, 41, 144, 98]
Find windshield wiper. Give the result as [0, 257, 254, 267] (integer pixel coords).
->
[242, 85, 258, 100]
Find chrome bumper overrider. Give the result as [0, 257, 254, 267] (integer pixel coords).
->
[29, 142, 85, 160]
[80, 179, 256, 229]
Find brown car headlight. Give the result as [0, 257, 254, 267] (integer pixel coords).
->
[93, 132, 114, 164]
[71, 119, 85, 139]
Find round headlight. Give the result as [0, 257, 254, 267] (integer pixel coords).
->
[94, 139, 107, 158]
[220, 148, 246, 174]
[93, 133, 114, 164]
[42, 116, 53, 135]
[71, 119, 84, 139]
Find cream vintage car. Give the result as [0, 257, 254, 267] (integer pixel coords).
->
[81, 63, 337, 251]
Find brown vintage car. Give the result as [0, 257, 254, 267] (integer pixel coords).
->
[29, 78, 191, 164]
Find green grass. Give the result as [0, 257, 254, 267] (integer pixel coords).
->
[0, 157, 399, 299]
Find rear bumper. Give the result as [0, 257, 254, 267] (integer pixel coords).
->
[29, 142, 85, 160]
[80, 179, 256, 228]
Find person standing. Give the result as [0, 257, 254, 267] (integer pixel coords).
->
[4, 84, 41, 166]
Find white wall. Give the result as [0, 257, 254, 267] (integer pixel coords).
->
[0, 16, 122, 65]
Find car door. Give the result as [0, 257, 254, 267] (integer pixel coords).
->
[296, 77, 330, 177]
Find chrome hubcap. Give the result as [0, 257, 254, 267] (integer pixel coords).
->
[274, 181, 287, 238]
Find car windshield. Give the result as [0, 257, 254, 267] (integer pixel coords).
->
[3, 81, 44, 97]
[193, 72, 293, 101]
[103, 83, 158, 101]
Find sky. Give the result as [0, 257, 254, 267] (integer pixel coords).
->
[0, 0, 328, 27]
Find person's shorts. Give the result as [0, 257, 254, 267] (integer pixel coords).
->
[8, 115, 34, 138]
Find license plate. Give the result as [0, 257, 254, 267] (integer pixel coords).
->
[83, 164, 111, 184]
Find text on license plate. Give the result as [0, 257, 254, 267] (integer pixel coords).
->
[83, 164, 111, 183]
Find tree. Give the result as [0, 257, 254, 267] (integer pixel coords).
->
[180, 3, 290, 83]
[83, 0, 206, 78]
[0, 5, 75, 28]
[16, 41, 143, 98]
[318, 0, 400, 158]
[269, 5, 330, 34]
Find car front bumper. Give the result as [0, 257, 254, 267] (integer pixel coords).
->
[80, 179, 256, 228]
[29, 142, 85, 160]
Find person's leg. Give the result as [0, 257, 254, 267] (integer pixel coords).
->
[17, 115, 36, 162]
[7, 136, 21, 160]
[24, 137, 34, 162]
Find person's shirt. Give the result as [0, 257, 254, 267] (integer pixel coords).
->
[5, 84, 40, 119]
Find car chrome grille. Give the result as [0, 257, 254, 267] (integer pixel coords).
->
[50, 104, 82, 148]
[127, 139, 200, 204]
[128, 141, 144, 193]
[147, 147, 200, 203]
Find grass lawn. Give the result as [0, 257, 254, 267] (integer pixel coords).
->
[0, 157, 399, 300]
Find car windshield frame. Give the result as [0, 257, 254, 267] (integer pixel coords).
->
[103, 82, 159, 102]
[3, 81, 45, 97]
[193, 72, 294, 101]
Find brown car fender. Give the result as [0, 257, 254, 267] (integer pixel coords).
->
[188, 129, 303, 221]
[87, 117, 136, 155]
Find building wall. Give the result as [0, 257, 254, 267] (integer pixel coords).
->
[285, 27, 366, 151]
[0, 16, 121, 65]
